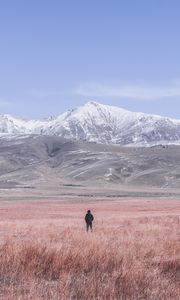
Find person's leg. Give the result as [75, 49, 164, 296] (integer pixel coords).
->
[90, 222, 92, 232]
[86, 223, 89, 232]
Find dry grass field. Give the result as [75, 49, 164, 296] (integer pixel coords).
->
[0, 198, 179, 299]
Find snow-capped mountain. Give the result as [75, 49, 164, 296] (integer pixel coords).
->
[0, 101, 180, 146]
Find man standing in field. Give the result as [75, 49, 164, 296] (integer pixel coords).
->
[85, 210, 94, 232]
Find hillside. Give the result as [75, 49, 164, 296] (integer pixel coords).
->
[0, 134, 180, 189]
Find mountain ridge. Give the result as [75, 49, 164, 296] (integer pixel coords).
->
[0, 101, 180, 146]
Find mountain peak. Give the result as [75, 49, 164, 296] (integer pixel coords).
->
[83, 101, 131, 114]
[87, 100, 100, 105]
[84, 101, 104, 108]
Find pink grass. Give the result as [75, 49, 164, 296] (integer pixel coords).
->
[0, 199, 179, 299]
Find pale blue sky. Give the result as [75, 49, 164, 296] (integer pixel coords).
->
[0, 0, 180, 119]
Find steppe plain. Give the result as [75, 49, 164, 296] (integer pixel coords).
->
[0, 185, 179, 299]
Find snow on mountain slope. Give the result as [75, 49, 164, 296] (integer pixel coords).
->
[40, 102, 180, 145]
[0, 101, 180, 146]
[0, 114, 50, 134]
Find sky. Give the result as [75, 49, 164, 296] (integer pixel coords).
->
[0, 0, 180, 119]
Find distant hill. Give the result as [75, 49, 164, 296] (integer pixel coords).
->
[0, 134, 180, 188]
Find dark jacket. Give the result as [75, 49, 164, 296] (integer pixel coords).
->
[85, 213, 94, 224]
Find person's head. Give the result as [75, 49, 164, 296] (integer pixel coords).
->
[87, 210, 91, 214]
